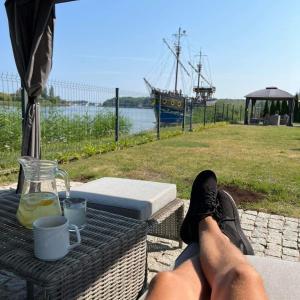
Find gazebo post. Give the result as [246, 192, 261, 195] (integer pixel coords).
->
[288, 98, 294, 127]
[250, 99, 256, 121]
[244, 98, 250, 125]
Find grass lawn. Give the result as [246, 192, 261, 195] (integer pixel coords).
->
[2, 124, 300, 217]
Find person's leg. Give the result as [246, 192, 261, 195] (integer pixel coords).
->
[148, 170, 268, 300]
[146, 256, 210, 300]
[179, 170, 267, 299]
[198, 216, 268, 300]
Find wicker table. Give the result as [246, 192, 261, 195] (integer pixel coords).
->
[0, 191, 147, 299]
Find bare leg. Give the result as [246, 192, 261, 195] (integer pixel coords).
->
[198, 216, 268, 300]
[146, 255, 210, 300]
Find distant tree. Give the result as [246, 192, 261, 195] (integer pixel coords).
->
[51, 96, 62, 104]
[0, 92, 12, 102]
[275, 100, 281, 114]
[41, 87, 48, 99]
[269, 101, 276, 115]
[102, 96, 152, 108]
[13, 88, 22, 101]
[49, 85, 55, 98]
[263, 101, 269, 116]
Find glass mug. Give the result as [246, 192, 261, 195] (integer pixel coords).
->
[63, 198, 87, 230]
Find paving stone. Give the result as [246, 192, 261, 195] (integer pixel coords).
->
[252, 232, 267, 240]
[250, 237, 267, 246]
[252, 227, 268, 237]
[283, 227, 298, 234]
[268, 220, 284, 230]
[254, 222, 268, 229]
[267, 233, 282, 240]
[267, 243, 282, 251]
[283, 233, 298, 242]
[268, 228, 281, 235]
[255, 218, 268, 224]
[267, 234, 282, 245]
[269, 215, 285, 221]
[241, 224, 254, 231]
[285, 217, 299, 223]
[251, 243, 265, 252]
[282, 248, 299, 257]
[245, 210, 258, 216]
[282, 239, 298, 249]
[265, 249, 281, 258]
[243, 230, 252, 238]
[257, 212, 270, 219]
[241, 219, 255, 226]
[148, 259, 171, 273]
[148, 271, 157, 284]
[242, 214, 256, 221]
[281, 255, 300, 262]
[283, 222, 298, 231]
[254, 251, 265, 257]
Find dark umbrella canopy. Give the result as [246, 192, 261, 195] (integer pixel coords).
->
[5, 0, 75, 192]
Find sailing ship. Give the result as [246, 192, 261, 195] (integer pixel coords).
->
[189, 51, 217, 107]
[144, 28, 216, 124]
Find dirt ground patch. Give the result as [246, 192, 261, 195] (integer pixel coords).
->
[219, 185, 265, 205]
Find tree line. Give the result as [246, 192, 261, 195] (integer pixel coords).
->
[102, 97, 152, 108]
[0, 86, 66, 105]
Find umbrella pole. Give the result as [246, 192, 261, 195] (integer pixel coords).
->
[16, 86, 28, 194]
[21, 86, 28, 129]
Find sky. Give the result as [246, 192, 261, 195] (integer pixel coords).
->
[1, 0, 300, 98]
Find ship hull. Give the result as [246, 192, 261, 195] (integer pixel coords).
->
[152, 91, 185, 124]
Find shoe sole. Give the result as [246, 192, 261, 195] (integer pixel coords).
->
[223, 191, 254, 255]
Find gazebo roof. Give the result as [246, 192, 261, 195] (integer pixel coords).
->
[245, 87, 294, 100]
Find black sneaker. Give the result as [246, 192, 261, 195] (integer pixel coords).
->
[217, 190, 254, 255]
[180, 170, 218, 244]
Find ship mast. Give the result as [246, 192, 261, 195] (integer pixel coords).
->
[189, 50, 215, 101]
[174, 27, 186, 93]
[196, 50, 202, 97]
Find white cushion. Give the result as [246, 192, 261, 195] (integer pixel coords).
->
[70, 177, 177, 220]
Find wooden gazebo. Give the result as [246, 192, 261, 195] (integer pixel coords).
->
[244, 87, 295, 126]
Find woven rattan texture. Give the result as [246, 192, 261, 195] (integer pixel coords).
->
[147, 199, 184, 248]
[0, 191, 147, 299]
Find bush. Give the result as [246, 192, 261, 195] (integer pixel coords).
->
[0, 110, 22, 151]
[0, 108, 132, 151]
[41, 109, 131, 143]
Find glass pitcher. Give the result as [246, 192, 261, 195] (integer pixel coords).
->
[16, 156, 70, 229]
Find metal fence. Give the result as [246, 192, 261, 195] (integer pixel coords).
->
[0, 72, 254, 175]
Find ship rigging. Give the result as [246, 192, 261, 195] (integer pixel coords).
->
[144, 28, 216, 124]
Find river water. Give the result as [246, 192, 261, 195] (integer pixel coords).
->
[2, 105, 157, 134]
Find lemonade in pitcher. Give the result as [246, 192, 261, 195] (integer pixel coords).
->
[17, 192, 62, 229]
[16, 157, 70, 229]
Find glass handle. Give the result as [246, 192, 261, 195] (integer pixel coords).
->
[68, 224, 81, 250]
[55, 168, 70, 198]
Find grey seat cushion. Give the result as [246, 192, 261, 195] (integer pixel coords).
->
[175, 243, 300, 300]
[70, 177, 176, 220]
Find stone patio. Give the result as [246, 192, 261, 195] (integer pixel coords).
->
[0, 182, 299, 299]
